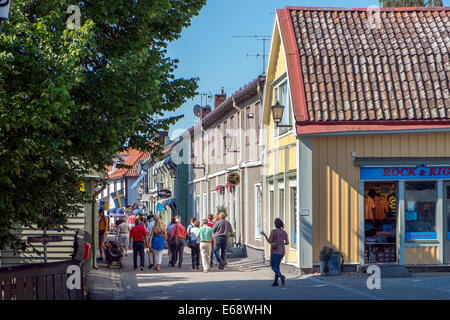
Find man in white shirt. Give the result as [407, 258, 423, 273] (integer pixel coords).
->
[146, 214, 156, 269]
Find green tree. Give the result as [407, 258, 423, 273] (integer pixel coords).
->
[0, 0, 206, 251]
[379, 0, 443, 6]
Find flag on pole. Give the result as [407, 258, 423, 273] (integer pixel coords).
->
[111, 189, 127, 208]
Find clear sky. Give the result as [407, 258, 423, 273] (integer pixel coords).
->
[165, 0, 449, 140]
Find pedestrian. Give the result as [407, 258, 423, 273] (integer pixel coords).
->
[129, 218, 148, 271]
[149, 217, 167, 272]
[197, 218, 214, 273]
[128, 213, 136, 228]
[117, 216, 130, 256]
[188, 220, 201, 270]
[186, 216, 196, 235]
[98, 209, 109, 262]
[146, 214, 156, 269]
[207, 213, 216, 268]
[166, 217, 176, 265]
[169, 215, 186, 268]
[260, 218, 289, 286]
[212, 212, 233, 270]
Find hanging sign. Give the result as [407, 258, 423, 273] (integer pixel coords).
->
[227, 172, 240, 187]
[158, 189, 172, 199]
[361, 166, 450, 181]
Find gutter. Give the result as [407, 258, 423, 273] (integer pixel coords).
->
[296, 120, 450, 126]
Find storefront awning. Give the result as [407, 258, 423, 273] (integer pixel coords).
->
[131, 174, 146, 190]
[162, 197, 177, 209]
[226, 183, 232, 188]
[216, 185, 224, 191]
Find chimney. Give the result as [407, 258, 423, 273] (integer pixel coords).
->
[158, 131, 169, 145]
[214, 87, 226, 109]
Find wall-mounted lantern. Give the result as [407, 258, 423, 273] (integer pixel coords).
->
[223, 134, 239, 153]
[271, 101, 291, 128]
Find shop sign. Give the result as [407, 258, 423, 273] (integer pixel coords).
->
[361, 166, 450, 180]
[227, 172, 240, 187]
[405, 232, 437, 241]
[158, 189, 172, 199]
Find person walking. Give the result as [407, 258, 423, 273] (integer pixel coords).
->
[149, 217, 167, 272]
[212, 212, 233, 270]
[197, 219, 214, 273]
[166, 217, 176, 265]
[207, 214, 216, 268]
[169, 216, 186, 268]
[117, 216, 130, 256]
[128, 213, 136, 228]
[188, 220, 201, 270]
[186, 217, 196, 235]
[261, 218, 289, 287]
[98, 209, 109, 262]
[129, 219, 148, 271]
[146, 214, 156, 269]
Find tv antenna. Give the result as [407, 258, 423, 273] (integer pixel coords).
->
[232, 35, 271, 74]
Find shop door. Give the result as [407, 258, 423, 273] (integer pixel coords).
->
[445, 183, 450, 264]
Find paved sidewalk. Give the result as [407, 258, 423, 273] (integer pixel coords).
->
[86, 248, 450, 300]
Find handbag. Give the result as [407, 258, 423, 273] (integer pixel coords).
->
[271, 231, 279, 250]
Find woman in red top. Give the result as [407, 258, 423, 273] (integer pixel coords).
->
[169, 216, 186, 268]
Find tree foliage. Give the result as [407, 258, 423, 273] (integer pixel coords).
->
[0, 0, 206, 251]
[379, 0, 443, 7]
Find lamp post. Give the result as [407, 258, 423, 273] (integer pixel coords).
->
[0, 0, 11, 35]
[271, 101, 291, 128]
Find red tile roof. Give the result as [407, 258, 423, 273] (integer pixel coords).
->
[108, 149, 152, 179]
[276, 7, 450, 134]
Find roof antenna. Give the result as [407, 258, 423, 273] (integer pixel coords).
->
[232, 35, 271, 74]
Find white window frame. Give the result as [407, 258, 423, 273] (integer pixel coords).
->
[211, 191, 216, 215]
[203, 193, 208, 219]
[289, 179, 298, 248]
[255, 183, 262, 240]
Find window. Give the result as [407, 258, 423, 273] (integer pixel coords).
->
[255, 184, 262, 239]
[246, 107, 250, 145]
[273, 80, 293, 136]
[290, 186, 297, 248]
[405, 182, 437, 241]
[203, 193, 208, 219]
[211, 191, 216, 214]
[255, 102, 260, 144]
[269, 184, 274, 229]
[279, 185, 285, 222]
[195, 195, 200, 219]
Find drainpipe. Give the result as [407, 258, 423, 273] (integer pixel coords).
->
[91, 178, 108, 270]
[232, 97, 244, 247]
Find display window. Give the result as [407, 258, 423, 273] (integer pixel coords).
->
[405, 182, 437, 241]
[364, 182, 397, 263]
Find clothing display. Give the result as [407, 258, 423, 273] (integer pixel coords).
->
[364, 183, 397, 263]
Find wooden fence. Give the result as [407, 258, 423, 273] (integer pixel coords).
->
[0, 231, 86, 300]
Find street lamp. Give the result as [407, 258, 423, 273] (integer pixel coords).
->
[271, 101, 291, 128]
[223, 134, 239, 153]
[0, 0, 11, 35]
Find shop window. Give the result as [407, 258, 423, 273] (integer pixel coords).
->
[405, 182, 437, 241]
[364, 182, 397, 263]
[255, 184, 262, 239]
[279, 186, 285, 222]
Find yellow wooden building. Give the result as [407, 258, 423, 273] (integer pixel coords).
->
[263, 6, 450, 270]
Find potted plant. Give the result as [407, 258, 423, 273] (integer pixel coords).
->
[217, 205, 227, 215]
[319, 246, 344, 276]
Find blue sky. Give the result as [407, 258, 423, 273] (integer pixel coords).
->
[165, 0, 449, 140]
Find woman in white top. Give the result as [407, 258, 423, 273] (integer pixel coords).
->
[189, 220, 201, 270]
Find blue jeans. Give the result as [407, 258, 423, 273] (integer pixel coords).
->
[270, 253, 284, 276]
[213, 236, 228, 263]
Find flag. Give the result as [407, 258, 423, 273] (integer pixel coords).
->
[111, 189, 127, 208]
